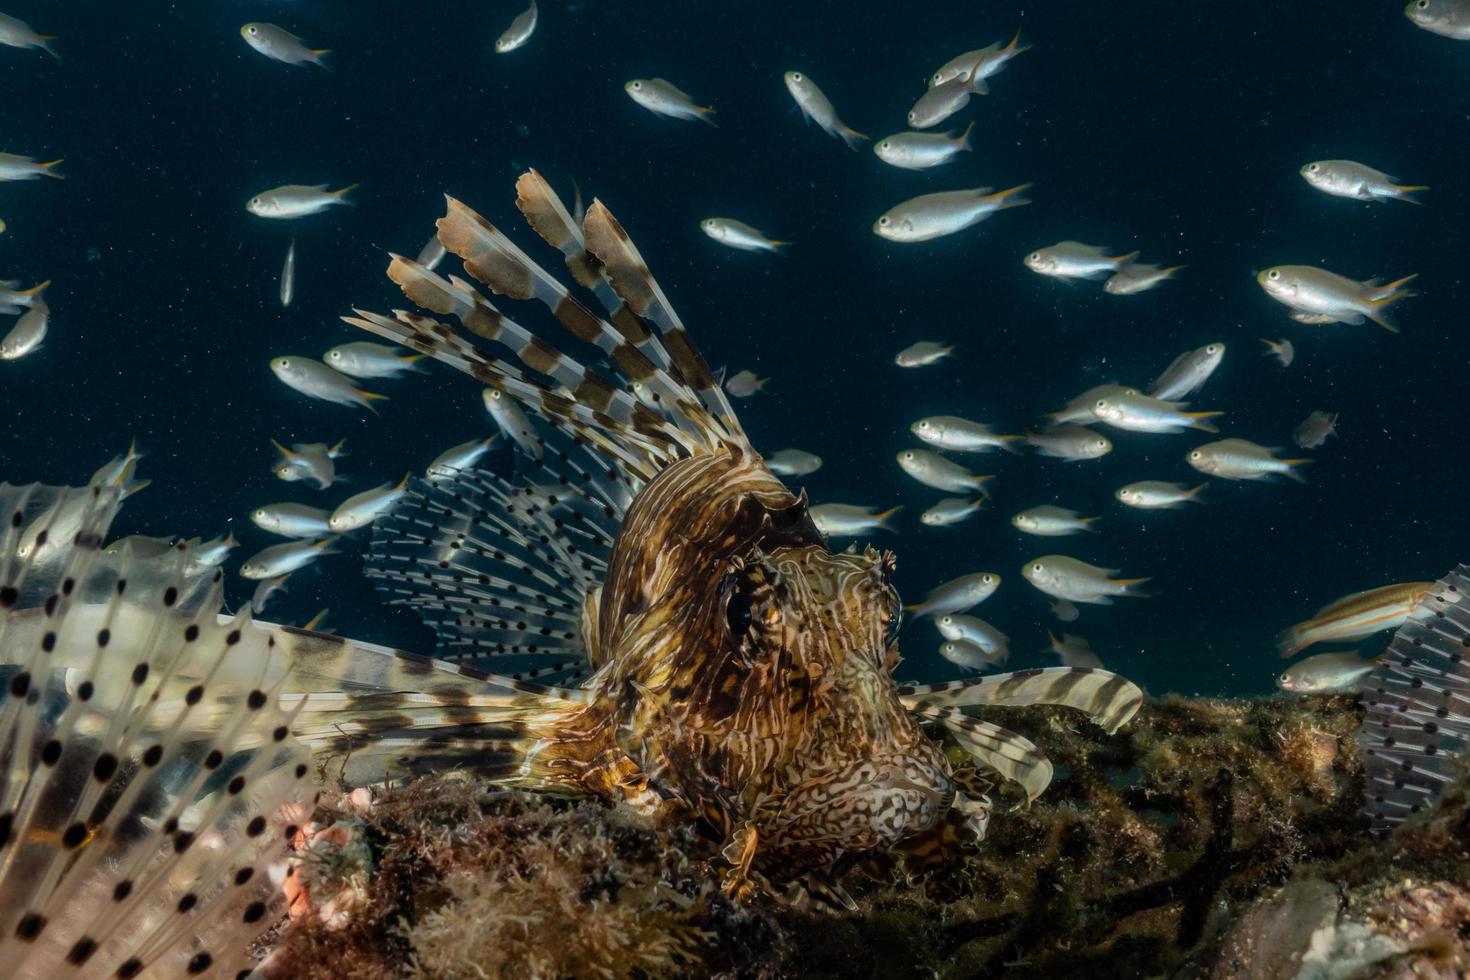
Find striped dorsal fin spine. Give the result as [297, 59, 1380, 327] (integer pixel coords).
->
[899, 665, 1145, 735]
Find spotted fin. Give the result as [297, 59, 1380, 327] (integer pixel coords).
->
[1357, 565, 1470, 833]
[0, 483, 317, 979]
[899, 666, 1145, 735]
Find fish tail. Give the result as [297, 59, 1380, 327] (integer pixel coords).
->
[309, 48, 332, 71]
[839, 125, 869, 151]
[331, 182, 358, 202]
[1275, 624, 1308, 658]
[1161, 264, 1186, 277]
[354, 387, 388, 411]
[698, 106, 718, 127]
[1281, 458, 1312, 483]
[1006, 28, 1032, 55]
[1113, 249, 1141, 267]
[875, 505, 903, 532]
[328, 437, 349, 458]
[1081, 515, 1102, 532]
[1364, 273, 1417, 332]
[997, 434, 1026, 455]
[37, 36, 61, 62]
[0, 481, 320, 977]
[1186, 482, 1208, 503]
[17, 279, 50, 300]
[1115, 576, 1151, 597]
[37, 159, 63, 179]
[957, 120, 975, 151]
[1391, 183, 1428, 204]
[988, 182, 1034, 210]
[1186, 410, 1224, 432]
[1356, 566, 1470, 833]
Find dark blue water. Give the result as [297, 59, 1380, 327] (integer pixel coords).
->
[1, 2, 1464, 697]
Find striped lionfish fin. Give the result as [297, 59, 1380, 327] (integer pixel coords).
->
[1357, 564, 1470, 833]
[365, 442, 622, 672]
[0, 483, 317, 979]
[899, 666, 1145, 735]
[914, 706, 1054, 803]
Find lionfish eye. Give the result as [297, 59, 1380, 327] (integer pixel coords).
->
[725, 583, 754, 640]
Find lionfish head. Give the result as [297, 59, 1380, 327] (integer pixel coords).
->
[727, 542, 956, 859]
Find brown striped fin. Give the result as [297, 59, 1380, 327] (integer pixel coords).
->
[917, 706, 1054, 802]
[581, 198, 748, 445]
[900, 666, 1144, 735]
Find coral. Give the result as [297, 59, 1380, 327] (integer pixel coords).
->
[266, 695, 1469, 978]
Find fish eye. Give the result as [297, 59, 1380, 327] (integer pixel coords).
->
[1206, 344, 1220, 353]
[878, 216, 890, 226]
[1267, 269, 1281, 280]
[792, 73, 803, 82]
[1190, 451, 1202, 460]
[983, 574, 996, 584]
[879, 141, 889, 150]
[901, 451, 913, 460]
[1095, 439, 1108, 449]
[631, 81, 642, 90]
[906, 111, 917, 122]
[247, 25, 258, 36]
[1307, 163, 1319, 172]
[1028, 252, 1040, 262]
[1417, 0, 1429, 7]
[917, 420, 930, 430]
[1031, 564, 1043, 573]
[1095, 399, 1107, 408]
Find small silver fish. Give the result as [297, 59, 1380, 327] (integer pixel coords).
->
[0, 305, 47, 359]
[0, 279, 48, 308]
[1011, 505, 1099, 536]
[280, 238, 296, 307]
[251, 502, 333, 538]
[1261, 337, 1294, 367]
[624, 78, 716, 126]
[920, 497, 987, 527]
[1049, 598, 1081, 623]
[1091, 390, 1221, 434]
[1049, 632, 1103, 669]
[1024, 241, 1139, 281]
[873, 124, 973, 170]
[896, 448, 992, 493]
[783, 71, 866, 149]
[1187, 438, 1310, 482]
[1103, 262, 1184, 295]
[930, 31, 1030, 92]
[907, 76, 977, 129]
[1115, 481, 1207, 510]
[483, 388, 542, 458]
[1300, 160, 1427, 204]
[272, 439, 346, 490]
[875, 184, 1032, 243]
[1256, 265, 1417, 332]
[90, 439, 145, 489]
[271, 356, 387, 410]
[935, 614, 1009, 658]
[894, 341, 954, 367]
[1149, 344, 1225, 401]
[764, 448, 823, 477]
[427, 436, 498, 478]
[190, 531, 238, 566]
[809, 503, 900, 537]
[1022, 555, 1149, 605]
[495, 0, 538, 53]
[1276, 651, 1380, 693]
[0, 12, 57, 59]
[938, 639, 1006, 673]
[251, 572, 291, 614]
[905, 572, 1001, 618]
[248, 183, 357, 219]
[240, 536, 338, 579]
[1026, 426, 1112, 461]
[1405, 0, 1470, 39]
[724, 369, 767, 397]
[0, 153, 62, 181]
[324, 341, 427, 379]
[912, 416, 1023, 454]
[1293, 411, 1339, 450]
[1048, 384, 1138, 425]
[329, 475, 411, 532]
[240, 22, 330, 69]
[701, 217, 788, 252]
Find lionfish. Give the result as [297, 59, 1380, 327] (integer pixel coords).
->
[0, 172, 1152, 976]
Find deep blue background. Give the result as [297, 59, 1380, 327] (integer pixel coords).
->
[1, 1, 1464, 696]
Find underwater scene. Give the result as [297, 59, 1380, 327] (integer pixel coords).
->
[0, 2, 1467, 977]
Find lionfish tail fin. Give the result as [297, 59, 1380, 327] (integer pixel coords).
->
[1357, 564, 1470, 833]
[899, 666, 1145, 734]
[0, 482, 317, 978]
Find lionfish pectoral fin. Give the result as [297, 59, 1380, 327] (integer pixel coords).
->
[901, 665, 1145, 734]
[919, 707, 1055, 803]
